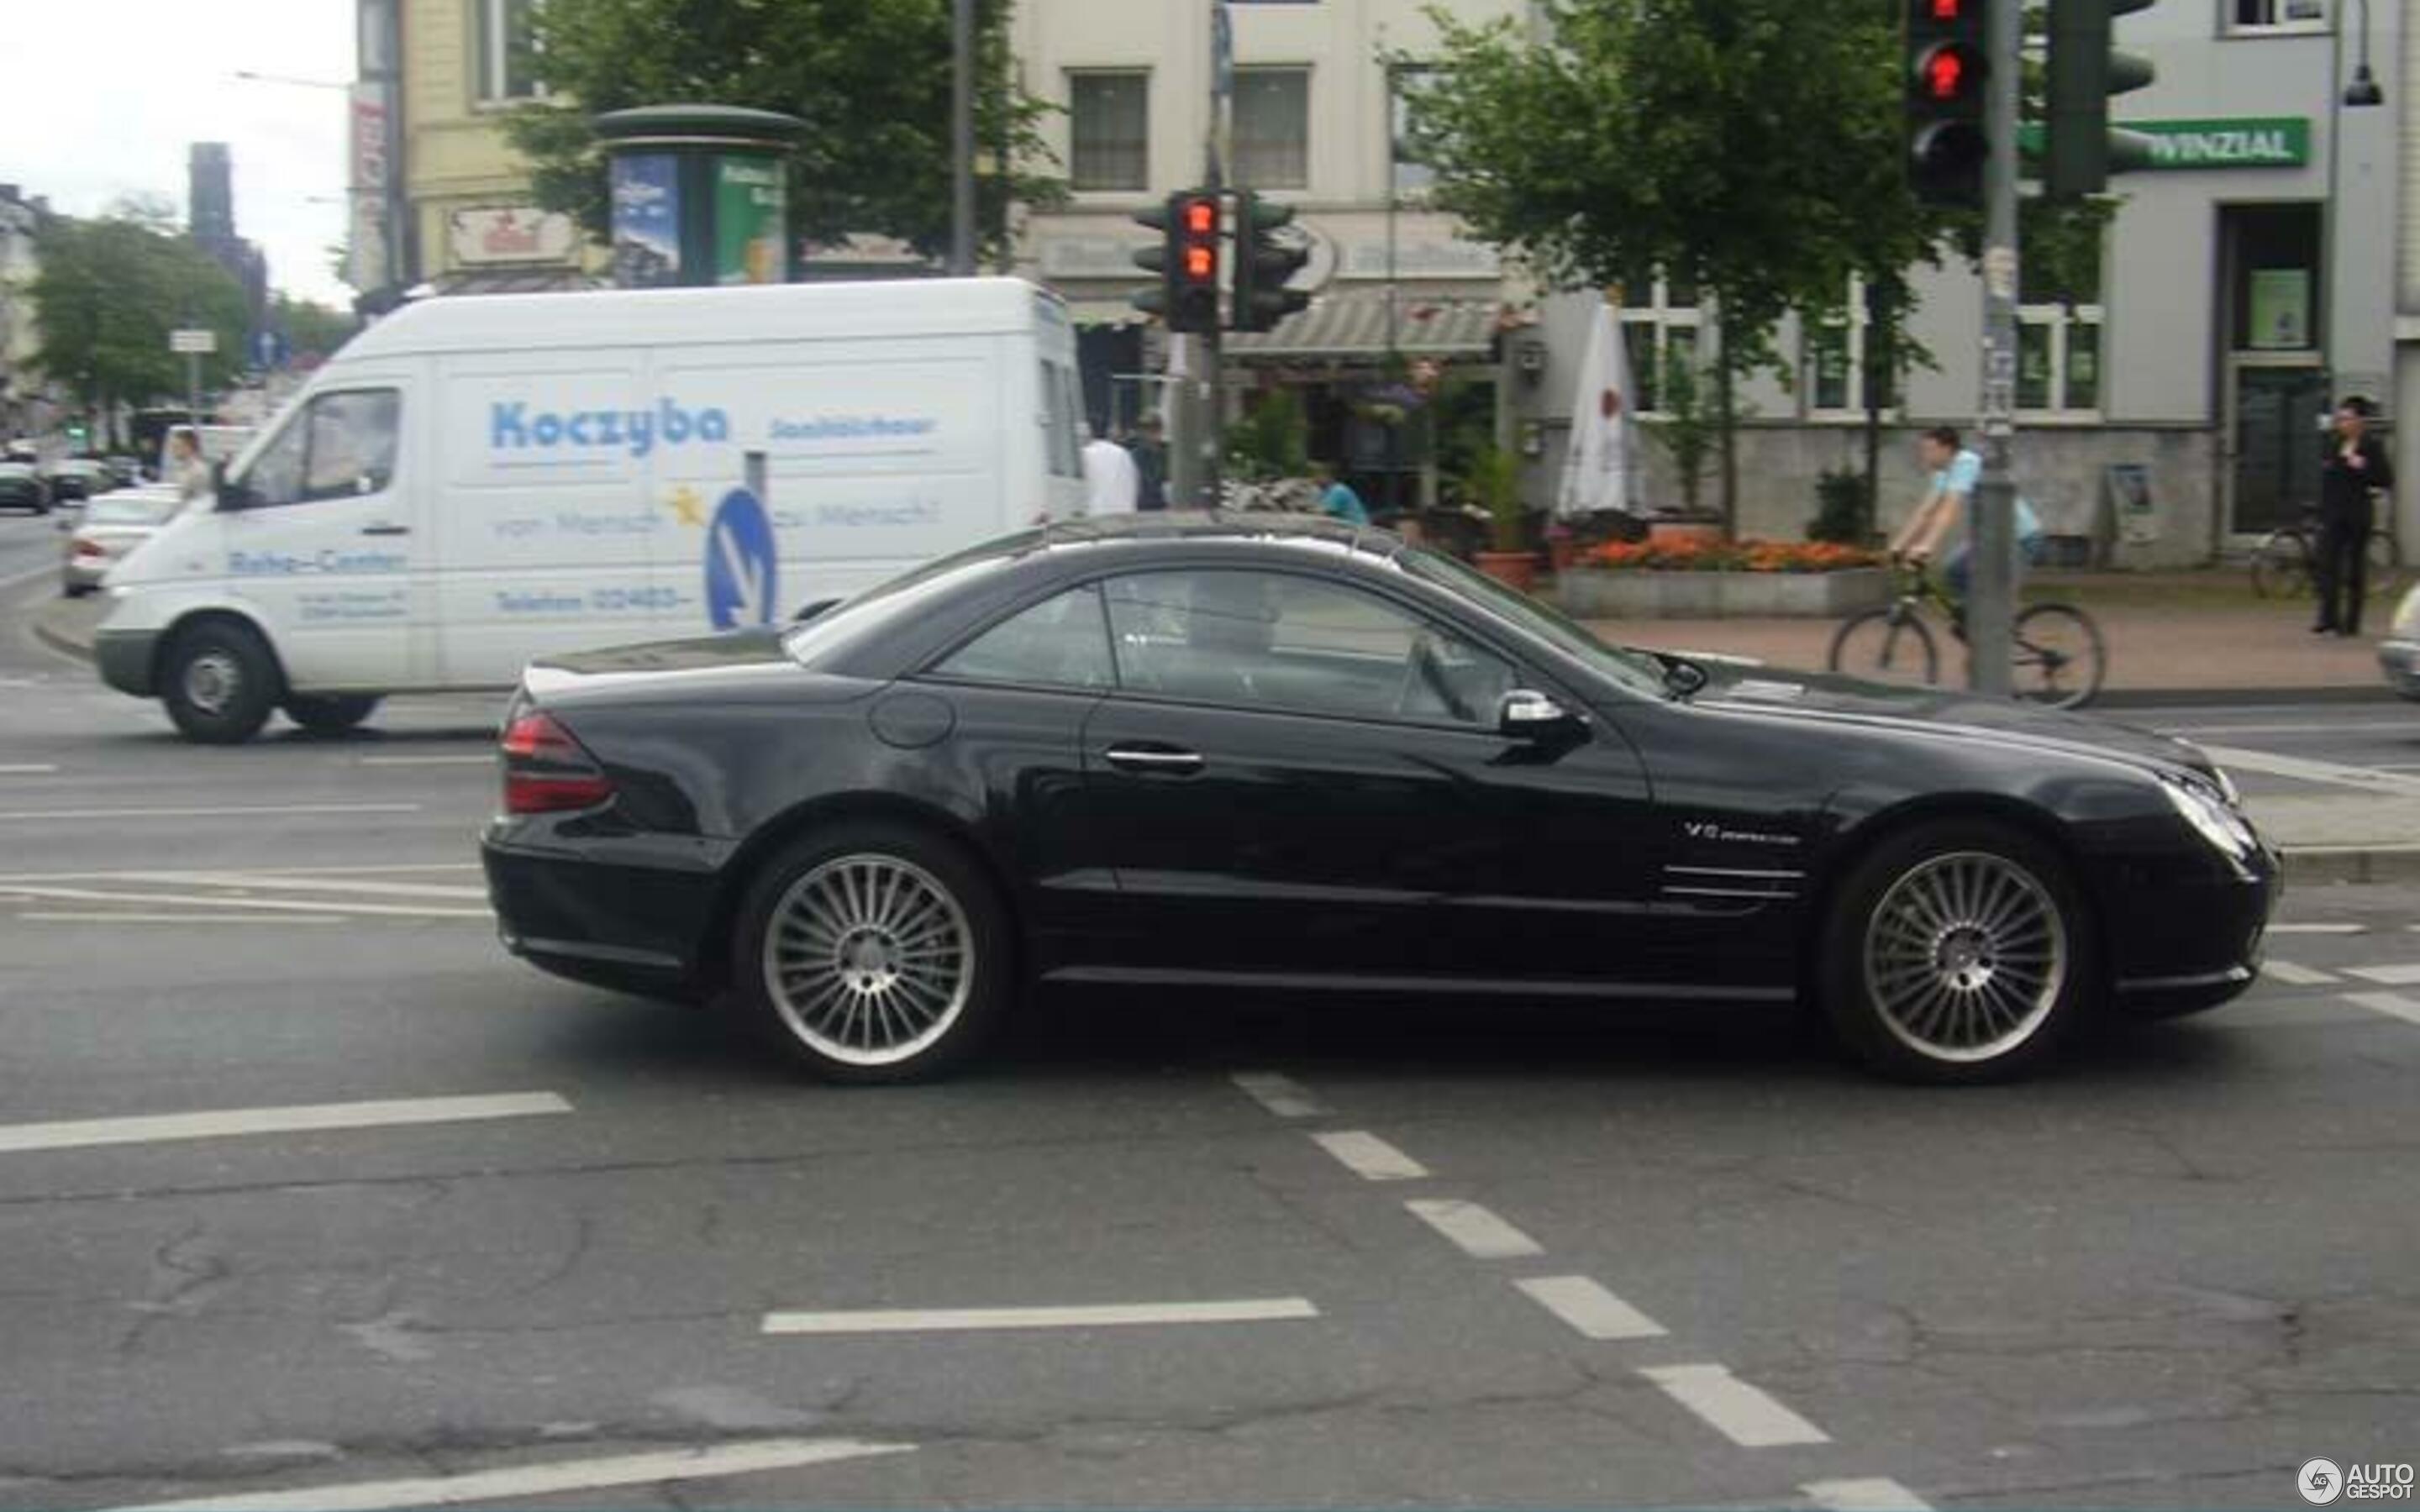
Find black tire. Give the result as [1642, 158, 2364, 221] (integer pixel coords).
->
[161, 620, 280, 744]
[2012, 603, 2107, 709]
[1828, 606, 1939, 687]
[1821, 819, 2096, 1084]
[729, 821, 1013, 1084]
[285, 694, 382, 736]
[2249, 531, 2309, 599]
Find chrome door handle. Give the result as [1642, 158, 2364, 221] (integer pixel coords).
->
[360, 523, 411, 537]
[1104, 745, 1204, 774]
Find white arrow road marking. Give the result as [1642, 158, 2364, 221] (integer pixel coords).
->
[98, 1436, 915, 1512]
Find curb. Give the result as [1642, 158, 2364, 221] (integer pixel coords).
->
[2096, 685, 2396, 710]
[2280, 845, 2420, 888]
[31, 606, 94, 664]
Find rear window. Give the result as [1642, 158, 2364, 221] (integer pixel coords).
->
[780, 528, 1045, 670]
[86, 496, 176, 525]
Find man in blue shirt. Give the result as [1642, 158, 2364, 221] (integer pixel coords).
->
[1308, 462, 1370, 525]
[1891, 426, 2044, 605]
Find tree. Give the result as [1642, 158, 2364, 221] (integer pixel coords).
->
[29, 213, 250, 448]
[506, 0, 1061, 262]
[270, 293, 360, 364]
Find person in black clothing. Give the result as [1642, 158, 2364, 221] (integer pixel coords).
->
[1130, 414, 1170, 511]
[2313, 396, 2397, 637]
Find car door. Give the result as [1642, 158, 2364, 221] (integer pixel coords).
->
[1071, 566, 1660, 986]
[220, 381, 422, 690]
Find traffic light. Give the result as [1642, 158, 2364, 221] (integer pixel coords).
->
[1905, 0, 1990, 208]
[2044, 0, 2157, 199]
[1233, 192, 1312, 333]
[1129, 191, 1222, 334]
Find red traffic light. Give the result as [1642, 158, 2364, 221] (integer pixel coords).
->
[1928, 0, 1962, 17]
[1183, 199, 1216, 236]
[1912, 41, 1985, 103]
[1925, 47, 1966, 99]
[1176, 194, 1220, 287]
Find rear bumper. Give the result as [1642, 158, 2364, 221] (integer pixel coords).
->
[93, 627, 160, 697]
[481, 830, 723, 998]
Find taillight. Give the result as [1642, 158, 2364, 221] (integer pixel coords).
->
[499, 711, 616, 815]
[71, 536, 107, 559]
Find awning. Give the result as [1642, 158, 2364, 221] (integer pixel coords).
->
[1226, 296, 1499, 360]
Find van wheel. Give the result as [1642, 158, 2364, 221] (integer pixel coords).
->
[286, 695, 381, 736]
[163, 622, 279, 744]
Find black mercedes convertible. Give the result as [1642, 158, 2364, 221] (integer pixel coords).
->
[481, 514, 2276, 1084]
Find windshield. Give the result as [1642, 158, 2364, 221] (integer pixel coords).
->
[1397, 544, 1673, 700]
[781, 528, 1045, 670]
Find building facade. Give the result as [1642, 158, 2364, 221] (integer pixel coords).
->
[0, 184, 52, 441]
[1010, 0, 1529, 505]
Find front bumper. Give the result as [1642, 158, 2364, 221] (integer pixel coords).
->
[92, 625, 161, 698]
[2379, 639, 2420, 701]
[2107, 840, 2280, 1016]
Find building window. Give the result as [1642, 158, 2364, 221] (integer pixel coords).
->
[476, 0, 544, 103]
[1617, 273, 1702, 417]
[1069, 71, 1150, 192]
[1805, 278, 1901, 419]
[1234, 68, 1311, 190]
[2225, 0, 2328, 33]
[2018, 238, 2105, 416]
[1390, 66, 1437, 199]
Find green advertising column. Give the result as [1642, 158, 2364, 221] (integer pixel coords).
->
[592, 105, 805, 288]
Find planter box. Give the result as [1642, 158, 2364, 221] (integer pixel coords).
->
[1557, 566, 1892, 619]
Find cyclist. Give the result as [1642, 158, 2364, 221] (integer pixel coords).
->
[1890, 426, 2046, 613]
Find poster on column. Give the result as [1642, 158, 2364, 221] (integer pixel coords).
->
[714, 156, 787, 285]
[610, 154, 682, 287]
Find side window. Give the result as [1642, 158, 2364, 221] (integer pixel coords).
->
[931, 585, 1113, 690]
[1102, 570, 1516, 726]
[235, 389, 400, 508]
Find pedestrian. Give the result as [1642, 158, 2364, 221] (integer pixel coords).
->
[1308, 461, 1370, 526]
[1129, 414, 1170, 511]
[166, 428, 211, 507]
[1890, 426, 2044, 608]
[2312, 396, 2396, 638]
[1080, 423, 1139, 517]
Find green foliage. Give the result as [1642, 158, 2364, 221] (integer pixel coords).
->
[29, 213, 250, 445]
[271, 294, 360, 362]
[1644, 349, 1717, 517]
[1226, 389, 1310, 482]
[505, 0, 1063, 260]
[1807, 466, 1872, 544]
[1465, 445, 1525, 554]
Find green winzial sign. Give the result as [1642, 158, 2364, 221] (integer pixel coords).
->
[2018, 117, 2310, 172]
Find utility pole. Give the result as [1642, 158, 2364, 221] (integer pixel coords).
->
[949, 0, 976, 276]
[1967, 0, 2020, 697]
[1202, 0, 1231, 509]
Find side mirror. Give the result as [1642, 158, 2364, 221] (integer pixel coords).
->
[212, 460, 250, 511]
[1497, 688, 1581, 741]
[792, 597, 841, 623]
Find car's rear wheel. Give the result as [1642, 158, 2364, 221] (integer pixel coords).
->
[730, 822, 1011, 1083]
[1822, 820, 2094, 1083]
[285, 694, 381, 736]
[163, 620, 279, 744]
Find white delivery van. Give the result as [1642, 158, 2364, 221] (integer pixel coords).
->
[93, 277, 1090, 742]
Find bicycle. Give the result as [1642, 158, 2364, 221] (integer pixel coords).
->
[2248, 501, 2403, 601]
[1828, 562, 2107, 710]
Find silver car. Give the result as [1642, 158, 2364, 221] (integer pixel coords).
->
[62, 490, 181, 597]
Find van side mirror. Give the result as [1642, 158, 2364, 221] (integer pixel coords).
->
[1497, 689, 1581, 741]
[212, 460, 250, 511]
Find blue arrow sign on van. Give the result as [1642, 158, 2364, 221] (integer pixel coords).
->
[705, 486, 778, 630]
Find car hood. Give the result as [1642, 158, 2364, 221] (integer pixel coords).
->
[523, 628, 873, 711]
[1683, 661, 2218, 782]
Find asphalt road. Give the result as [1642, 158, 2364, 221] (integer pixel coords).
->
[1, 510, 2415, 1511]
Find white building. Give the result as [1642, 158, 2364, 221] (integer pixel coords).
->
[0, 183, 53, 442]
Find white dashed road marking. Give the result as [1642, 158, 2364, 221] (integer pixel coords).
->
[2263, 961, 2341, 986]
[113, 872, 490, 900]
[1230, 1071, 1328, 1119]
[0, 763, 57, 774]
[2345, 963, 2420, 986]
[98, 1437, 916, 1512]
[762, 1299, 1318, 1335]
[1310, 1130, 1429, 1181]
[1641, 1363, 1831, 1447]
[2197, 745, 2420, 795]
[0, 1092, 571, 1155]
[0, 803, 423, 822]
[356, 754, 496, 767]
[2346, 991, 2420, 1027]
[18, 912, 344, 926]
[1802, 1477, 1933, 1511]
[1404, 1199, 1544, 1259]
[0, 885, 487, 920]
[2266, 922, 2365, 936]
[1514, 1275, 1667, 1340]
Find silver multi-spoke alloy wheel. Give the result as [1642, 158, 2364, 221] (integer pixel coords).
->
[761, 853, 976, 1068]
[1862, 850, 2068, 1064]
[182, 650, 242, 716]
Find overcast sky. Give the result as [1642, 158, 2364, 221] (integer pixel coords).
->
[3, 1, 356, 308]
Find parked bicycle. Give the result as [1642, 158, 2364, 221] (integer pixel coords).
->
[1828, 562, 2107, 710]
[2248, 502, 2403, 601]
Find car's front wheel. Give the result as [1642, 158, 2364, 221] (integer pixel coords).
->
[729, 822, 1012, 1083]
[1821, 820, 2094, 1083]
[162, 621, 279, 744]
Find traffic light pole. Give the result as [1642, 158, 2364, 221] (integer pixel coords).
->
[1201, 0, 1228, 510]
[1968, 0, 2020, 698]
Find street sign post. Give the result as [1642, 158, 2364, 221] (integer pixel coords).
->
[170, 329, 217, 427]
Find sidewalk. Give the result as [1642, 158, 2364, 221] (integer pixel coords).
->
[29, 578, 2420, 885]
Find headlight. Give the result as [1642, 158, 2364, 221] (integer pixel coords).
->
[2393, 585, 2420, 639]
[2161, 771, 2257, 863]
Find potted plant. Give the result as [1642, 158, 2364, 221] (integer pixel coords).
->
[1469, 446, 1537, 591]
